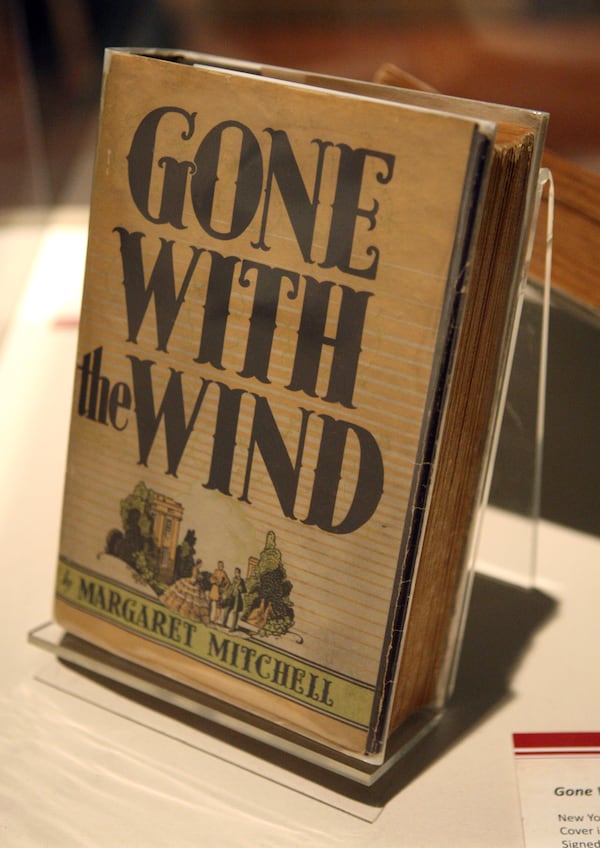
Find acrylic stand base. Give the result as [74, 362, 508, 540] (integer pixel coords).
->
[28, 620, 440, 791]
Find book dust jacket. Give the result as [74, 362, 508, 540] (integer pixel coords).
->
[54, 50, 493, 758]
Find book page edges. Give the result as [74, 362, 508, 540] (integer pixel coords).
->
[365, 123, 497, 754]
[386, 129, 540, 745]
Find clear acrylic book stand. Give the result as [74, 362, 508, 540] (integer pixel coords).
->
[29, 170, 555, 793]
[476, 167, 554, 589]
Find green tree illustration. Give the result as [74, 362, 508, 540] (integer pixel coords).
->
[105, 481, 160, 590]
[243, 530, 294, 637]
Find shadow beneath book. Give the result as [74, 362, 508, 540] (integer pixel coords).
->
[367, 571, 557, 806]
[32, 571, 556, 812]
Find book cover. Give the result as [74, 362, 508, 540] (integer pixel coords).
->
[53, 49, 540, 760]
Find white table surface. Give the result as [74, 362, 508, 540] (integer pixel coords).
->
[1, 207, 598, 847]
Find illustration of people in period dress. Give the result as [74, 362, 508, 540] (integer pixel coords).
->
[223, 567, 246, 631]
[161, 560, 209, 623]
[209, 560, 230, 624]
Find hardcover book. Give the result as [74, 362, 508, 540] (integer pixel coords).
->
[53, 48, 547, 764]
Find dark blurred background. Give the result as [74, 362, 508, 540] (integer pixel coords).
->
[1, 0, 598, 538]
[4, 0, 600, 205]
